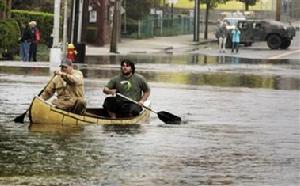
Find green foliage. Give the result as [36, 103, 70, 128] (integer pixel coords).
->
[10, 10, 53, 44]
[0, 1, 5, 11]
[0, 18, 20, 51]
[189, 0, 229, 9]
[204, 0, 230, 9]
[126, 0, 152, 21]
[12, 0, 53, 13]
[238, 0, 258, 10]
[238, 0, 257, 6]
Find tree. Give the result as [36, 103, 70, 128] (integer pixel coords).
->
[238, 0, 257, 11]
[126, 0, 152, 21]
[11, 0, 53, 13]
[0, 1, 5, 20]
[0, 0, 12, 19]
[0, 1, 5, 11]
[189, 0, 228, 39]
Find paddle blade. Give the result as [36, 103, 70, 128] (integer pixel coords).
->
[14, 111, 27, 123]
[157, 111, 181, 124]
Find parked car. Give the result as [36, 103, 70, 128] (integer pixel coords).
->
[226, 20, 296, 49]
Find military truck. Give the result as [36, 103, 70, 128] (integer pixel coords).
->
[226, 20, 296, 49]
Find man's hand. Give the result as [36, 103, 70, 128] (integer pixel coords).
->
[54, 70, 66, 76]
[103, 87, 117, 96]
[138, 100, 145, 106]
[110, 89, 117, 96]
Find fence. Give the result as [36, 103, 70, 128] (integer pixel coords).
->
[123, 15, 193, 39]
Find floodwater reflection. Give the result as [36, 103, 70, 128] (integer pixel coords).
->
[1, 55, 299, 90]
[29, 123, 84, 134]
[102, 124, 143, 135]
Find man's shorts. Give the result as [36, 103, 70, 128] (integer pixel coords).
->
[103, 96, 142, 117]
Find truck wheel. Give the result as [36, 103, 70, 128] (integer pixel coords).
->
[267, 34, 281, 49]
[280, 38, 291, 49]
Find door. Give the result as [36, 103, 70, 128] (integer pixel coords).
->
[252, 22, 265, 41]
[238, 21, 252, 43]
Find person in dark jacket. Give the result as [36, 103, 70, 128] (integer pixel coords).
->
[20, 23, 33, 62]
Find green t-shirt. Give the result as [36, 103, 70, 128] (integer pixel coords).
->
[106, 74, 150, 101]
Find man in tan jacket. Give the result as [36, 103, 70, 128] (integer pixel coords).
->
[40, 59, 86, 114]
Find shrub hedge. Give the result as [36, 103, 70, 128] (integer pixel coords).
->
[0, 18, 20, 53]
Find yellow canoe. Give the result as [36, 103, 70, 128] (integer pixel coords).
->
[29, 96, 150, 125]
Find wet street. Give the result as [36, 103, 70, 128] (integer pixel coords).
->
[0, 55, 299, 185]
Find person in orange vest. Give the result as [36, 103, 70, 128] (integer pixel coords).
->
[67, 44, 77, 62]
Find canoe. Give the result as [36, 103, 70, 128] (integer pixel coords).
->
[29, 96, 150, 125]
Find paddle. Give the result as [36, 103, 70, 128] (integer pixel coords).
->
[14, 75, 56, 123]
[116, 93, 181, 124]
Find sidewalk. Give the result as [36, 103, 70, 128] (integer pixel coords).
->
[86, 33, 216, 56]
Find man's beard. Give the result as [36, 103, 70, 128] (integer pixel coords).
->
[122, 70, 131, 76]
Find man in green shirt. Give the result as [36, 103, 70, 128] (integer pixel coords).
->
[103, 59, 150, 118]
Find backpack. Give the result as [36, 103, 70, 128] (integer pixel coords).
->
[35, 29, 41, 42]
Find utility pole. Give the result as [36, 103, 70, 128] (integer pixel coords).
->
[77, 0, 84, 43]
[123, 0, 127, 34]
[276, 0, 281, 21]
[193, 0, 200, 42]
[71, 0, 76, 44]
[53, 0, 61, 47]
[168, 0, 177, 27]
[110, 0, 121, 53]
[62, 0, 68, 56]
[50, 0, 62, 68]
[204, 0, 209, 39]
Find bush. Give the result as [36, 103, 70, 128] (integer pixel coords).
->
[11, 10, 54, 44]
[0, 19, 20, 55]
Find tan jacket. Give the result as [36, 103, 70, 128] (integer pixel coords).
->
[40, 70, 85, 111]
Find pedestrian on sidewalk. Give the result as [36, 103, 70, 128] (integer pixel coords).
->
[216, 22, 228, 53]
[231, 26, 241, 54]
[19, 22, 33, 62]
[29, 21, 40, 62]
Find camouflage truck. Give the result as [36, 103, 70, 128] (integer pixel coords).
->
[226, 20, 296, 49]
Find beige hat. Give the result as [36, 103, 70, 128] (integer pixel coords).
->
[29, 21, 37, 26]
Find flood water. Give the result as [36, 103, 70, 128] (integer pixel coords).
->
[0, 55, 299, 185]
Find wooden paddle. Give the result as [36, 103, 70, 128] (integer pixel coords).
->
[14, 75, 56, 123]
[116, 93, 181, 124]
